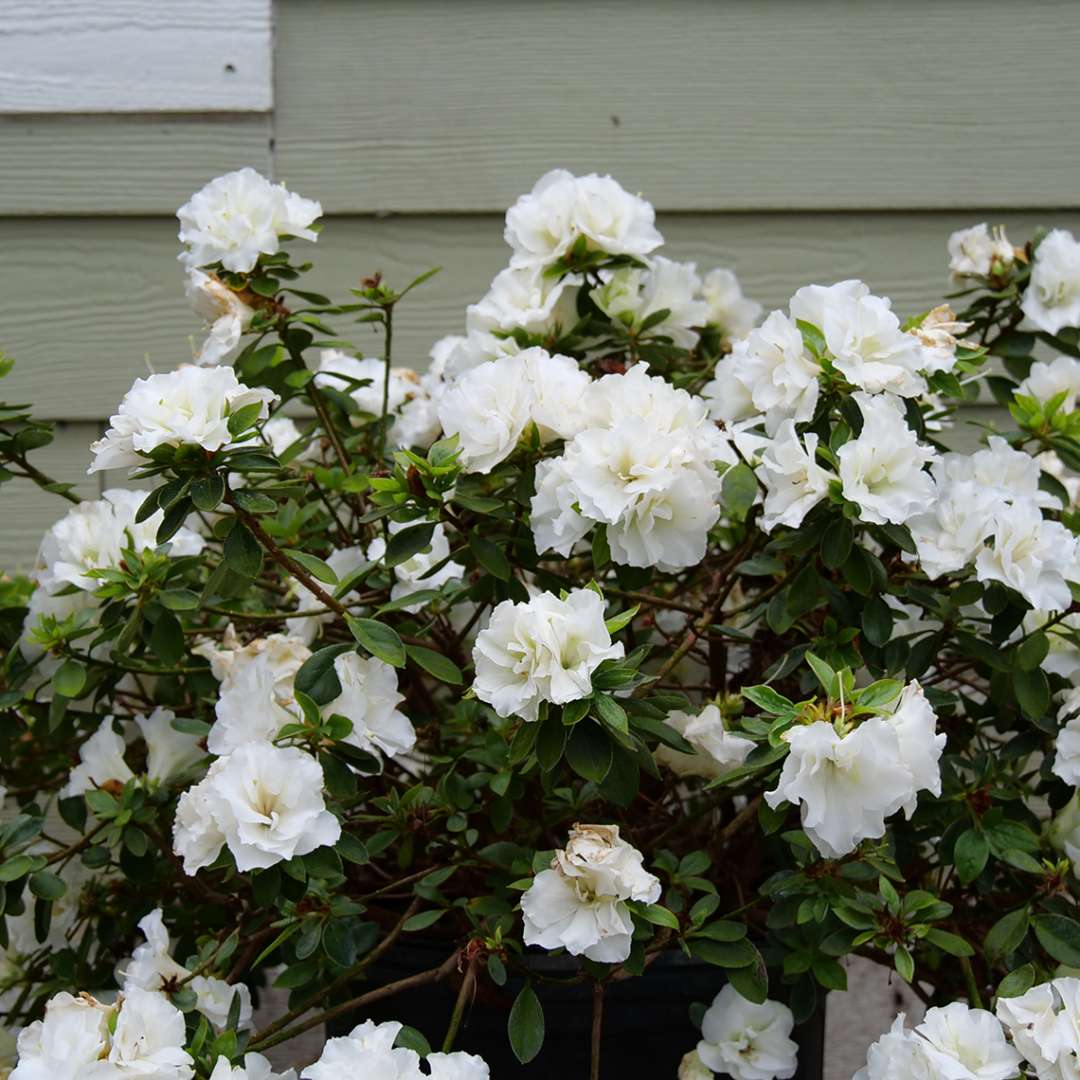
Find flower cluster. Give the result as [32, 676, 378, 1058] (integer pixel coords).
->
[8, 165, 1080, 1079]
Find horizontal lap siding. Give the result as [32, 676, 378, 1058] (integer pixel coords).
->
[4, 210, 1077, 420]
[274, 0, 1080, 213]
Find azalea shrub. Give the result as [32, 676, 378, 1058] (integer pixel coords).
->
[5, 167, 1080, 1080]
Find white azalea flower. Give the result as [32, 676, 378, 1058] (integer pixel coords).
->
[1049, 792, 1080, 866]
[186, 270, 256, 366]
[209, 1053, 296, 1080]
[172, 743, 340, 874]
[765, 718, 919, 857]
[102, 986, 194, 1080]
[1023, 229, 1080, 334]
[757, 421, 833, 532]
[529, 455, 593, 557]
[837, 392, 936, 525]
[521, 824, 661, 963]
[322, 653, 416, 763]
[209, 652, 303, 756]
[1054, 687, 1080, 785]
[473, 589, 623, 723]
[591, 257, 709, 349]
[1019, 354, 1080, 412]
[315, 351, 411, 418]
[11, 991, 113, 1080]
[120, 909, 253, 1032]
[135, 708, 204, 785]
[852, 1013, 937, 1080]
[947, 224, 1014, 279]
[35, 489, 204, 594]
[177, 167, 321, 273]
[1021, 609, 1080, 681]
[655, 704, 754, 780]
[504, 169, 663, 270]
[702, 267, 762, 342]
[466, 265, 578, 336]
[437, 348, 591, 473]
[195, 627, 310, 702]
[89, 367, 276, 475]
[696, 985, 798, 1080]
[366, 522, 463, 613]
[425, 1052, 490, 1080]
[301, 1020, 422, 1080]
[882, 681, 945, 816]
[915, 1002, 1022, 1080]
[62, 723, 134, 798]
[996, 978, 1080, 1077]
[975, 501, 1078, 611]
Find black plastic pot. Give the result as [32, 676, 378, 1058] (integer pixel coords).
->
[332, 939, 825, 1078]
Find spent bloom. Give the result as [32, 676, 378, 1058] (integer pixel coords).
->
[472, 589, 623, 723]
[89, 366, 276, 474]
[520, 824, 661, 962]
[185, 270, 255, 367]
[177, 167, 321, 273]
[695, 985, 798, 1080]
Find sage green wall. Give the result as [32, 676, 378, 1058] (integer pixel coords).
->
[4, 0, 1080, 568]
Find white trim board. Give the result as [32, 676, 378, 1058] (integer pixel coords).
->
[0, 0, 272, 113]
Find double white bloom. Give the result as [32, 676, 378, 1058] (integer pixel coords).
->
[997, 977, 1080, 1078]
[531, 365, 729, 571]
[907, 436, 1080, 608]
[177, 167, 321, 273]
[947, 223, 1014, 279]
[855, 1005, 1022, 1080]
[503, 169, 662, 270]
[120, 908, 252, 1031]
[765, 681, 944, 857]
[11, 987, 193, 1080]
[655, 704, 755, 780]
[89, 366, 276, 475]
[695, 985, 798, 1080]
[472, 588, 622, 723]
[437, 347, 592, 473]
[520, 824, 660, 963]
[1022, 229, 1080, 334]
[173, 741, 340, 874]
[301, 1020, 488, 1080]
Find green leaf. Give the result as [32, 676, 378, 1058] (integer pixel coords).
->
[1014, 668, 1050, 719]
[604, 604, 638, 635]
[923, 929, 974, 958]
[52, 659, 86, 699]
[721, 462, 758, 519]
[191, 474, 227, 513]
[507, 984, 544, 1065]
[997, 963, 1036, 999]
[565, 721, 613, 783]
[724, 946, 769, 1003]
[284, 549, 339, 584]
[1016, 632, 1050, 672]
[861, 597, 893, 647]
[384, 523, 436, 568]
[348, 618, 406, 668]
[536, 711, 567, 772]
[405, 644, 463, 684]
[812, 957, 848, 991]
[226, 401, 265, 437]
[468, 533, 511, 581]
[984, 907, 1029, 960]
[293, 643, 353, 704]
[804, 652, 838, 695]
[158, 588, 200, 611]
[954, 830, 989, 884]
[688, 937, 757, 968]
[224, 521, 263, 577]
[232, 489, 277, 515]
[593, 693, 629, 736]
[28, 871, 66, 901]
[637, 904, 680, 930]
[402, 909, 447, 932]
[592, 525, 611, 570]
[821, 519, 854, 570]
[1032, 914, 1080, 966]
[894, 945, 914, 983]
[741, 685, 794, 715]
[0, 855, 33, 882]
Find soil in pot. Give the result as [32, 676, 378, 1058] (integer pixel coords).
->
[331, 939, 825, 1078]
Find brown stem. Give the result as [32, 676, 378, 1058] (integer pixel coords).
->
[441, 955, 477, 1052]
[226, 496, 349, 617]
[251, 953, 458, 1053]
